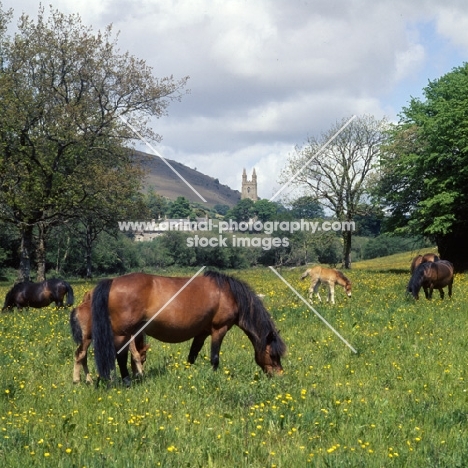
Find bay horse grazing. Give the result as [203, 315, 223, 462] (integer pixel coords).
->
[2, 278, 74, 311]
[91, 270, 286, 384]
[70, 295, 150, 386]
[407, 260, 454, 300]
[301, 266, 351, 304]
[410, 253, 440, 273]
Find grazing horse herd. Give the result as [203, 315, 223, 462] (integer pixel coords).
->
[1, 253, 454, 386]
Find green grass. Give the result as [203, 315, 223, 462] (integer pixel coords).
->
[352, 248, 439, 272]
[1, 259, 467, 467]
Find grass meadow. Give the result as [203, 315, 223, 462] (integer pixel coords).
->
[1, 253, 467, 467]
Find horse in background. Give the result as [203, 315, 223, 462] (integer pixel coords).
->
[410, 253, 440, 273]
[301, 266, 352, 304]
[2, 278, 74, 311]
[70, 295, 150, 386]
[407, 260, 454, 300]
[91, 270, 286, 385]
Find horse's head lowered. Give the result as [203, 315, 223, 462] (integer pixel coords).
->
[254, 330, 285, 375]
[344, 279, 352, 298]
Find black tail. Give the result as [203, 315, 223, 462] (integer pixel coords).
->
[91, 278, 115, 380]
[64, 282, 75, 306]
[2, 289, 13, 311]
[70, 308, 82, 344]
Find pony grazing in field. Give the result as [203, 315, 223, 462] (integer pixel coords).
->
[410, 253, 440, 273]
[2, 278, 74, 311]
[301, 266, 352, 304]
[407, 260, 454, 300]
[70, 296, 150, 386]
[90, 270, 286, 384]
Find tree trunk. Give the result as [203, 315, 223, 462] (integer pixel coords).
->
[18, 224, 34, 282]
[36, 222, 47, 281]
[56, 235, 71, 274]
[437, 230, 468, 273]
[85, 224, 93, 278]
[342, 230, 352, 269]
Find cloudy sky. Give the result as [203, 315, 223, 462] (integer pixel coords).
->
[5, 0, 468, 201]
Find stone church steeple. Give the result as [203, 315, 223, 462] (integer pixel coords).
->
[241, 168, 258, 201]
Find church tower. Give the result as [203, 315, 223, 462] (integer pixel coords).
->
[241, 168, 258, 201]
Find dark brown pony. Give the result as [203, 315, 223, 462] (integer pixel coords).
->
[70, 295, 149, 386]
[2, 278, 74, 311]
[407, 260, 454, 300]
[91, 270, 286, 383]
[410, 253, 440, 273]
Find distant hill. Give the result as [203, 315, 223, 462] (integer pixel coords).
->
[136, 151, 241, 208]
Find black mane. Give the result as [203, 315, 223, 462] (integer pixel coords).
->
[204, 270, 286, 359]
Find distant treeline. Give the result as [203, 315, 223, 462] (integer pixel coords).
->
[0, 194, 429, 279]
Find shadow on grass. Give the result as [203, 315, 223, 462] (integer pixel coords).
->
[369, 268, 410, 275]
[141, 364, 169, 380]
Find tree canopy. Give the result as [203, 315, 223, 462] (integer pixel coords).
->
[376, 63, 468, 270]
[280, 115, 388, 268]
[167, 196, 194, 219]
[0, 5, 189, 279]
[225, 198, 255, 222]
[290, 196, 324, 219]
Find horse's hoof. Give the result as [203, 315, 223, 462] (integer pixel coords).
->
[122, 376, 132, 387]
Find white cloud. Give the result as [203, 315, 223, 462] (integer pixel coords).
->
[7, 0, 468, 201]
[436, 7, 468, 51]
[394, 43, 426, 82]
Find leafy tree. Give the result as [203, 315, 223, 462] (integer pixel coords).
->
[146, 188, 168, 220]
[253, 199, 278, 222]
[353, 205, 384, 237]
[159, 231, 196, 266]
[0, 221, 19, 271]
[285, 228, 342, 267]
[273, 202, 292, 217]
[225, 198, 255, 222]
[77, 191, 148, 278]
[291, 196, 324, 219]
[317, 237, 342, 267]
[280, 115, 388, 268]
[362, 234, 430, 260]
[0, 6, 188, 280]
[213, 204, 230, 216]
[0, 245, 7, 275]
[375, 63, 468, 271]
[92, 231, 142, 274]
[362, 235, 399, 260]
[167, 196, 194, 219]
[136, 239, 173, 269]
